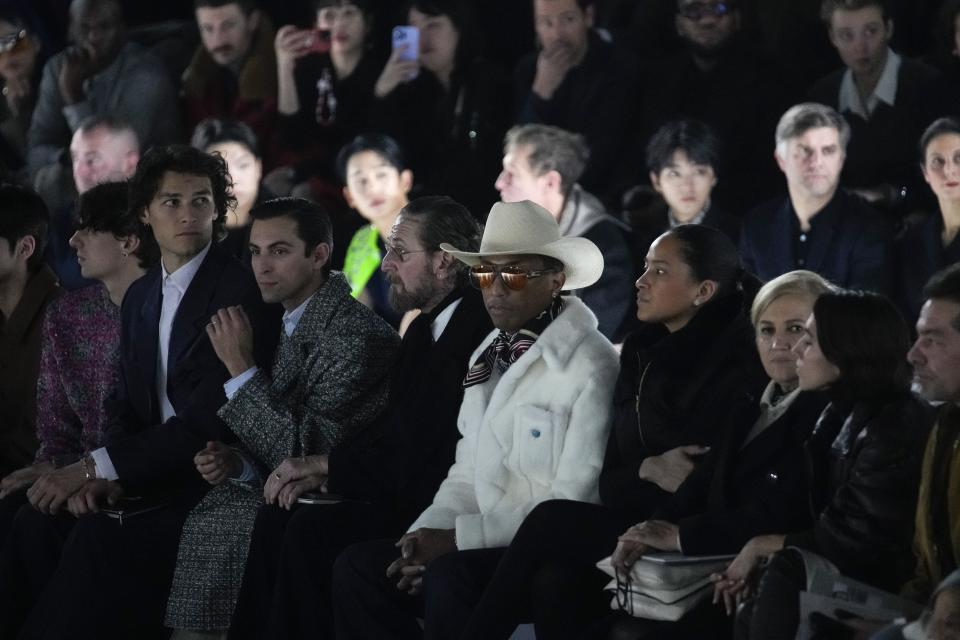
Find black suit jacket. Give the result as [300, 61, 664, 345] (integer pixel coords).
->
[654, 390, 829, 555]
[739, 189, 893, 293]
[104, 243, 279, 496]
[326, 288, 493, 532]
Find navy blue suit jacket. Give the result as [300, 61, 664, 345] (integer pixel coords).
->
[739, 189, 893, 293]
[104, 243, 279, 496]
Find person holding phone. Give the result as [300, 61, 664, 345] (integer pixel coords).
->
[269, 0, 382, 197]
[370, 0, 511, 218]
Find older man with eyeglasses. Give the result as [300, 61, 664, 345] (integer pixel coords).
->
[331, 199, 621, 639]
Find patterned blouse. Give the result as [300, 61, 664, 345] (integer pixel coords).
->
[34, 284, 120, 467]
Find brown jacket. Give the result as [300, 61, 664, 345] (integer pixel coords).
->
[903, 404, 960, 602]
[0, 265, 61, 475]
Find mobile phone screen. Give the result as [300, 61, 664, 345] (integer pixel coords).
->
[392, 26, 419, 63]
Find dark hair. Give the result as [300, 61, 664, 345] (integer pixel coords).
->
[936, 0, 960, 59]
[923, 263, 960, 331]
[250, 197, 334, 274]
[819, 0, 891, 23]
[194, 0, 256, 12]
[77, 181, 159, 269]
[918, 117, 960, 165]
[335, 132, 408, 184]
[646, 119, 721, 174]
[0, 184, 48, 270]
[128, 145, 235, 243]
[314, 0, 374, 13]
[407, 0, 479, 74]
[398, 195, 480, 287]
[813, 290, 911, 403]
[190, 118, 260, 158]
[667, 224, 744, 299]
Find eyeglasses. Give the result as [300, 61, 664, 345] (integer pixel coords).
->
[383, 243, 431, 262]
[468, 264, 558, 291]
[0, 30, 28, 55]
[676, 2, 736, 20]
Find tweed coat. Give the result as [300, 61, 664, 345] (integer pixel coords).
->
[408, 297, 620, 550]
[165, 272, 399, 630]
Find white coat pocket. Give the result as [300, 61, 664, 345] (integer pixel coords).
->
[511, 404, 570, 485]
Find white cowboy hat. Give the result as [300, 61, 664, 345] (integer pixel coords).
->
[440, 200, 604, 291]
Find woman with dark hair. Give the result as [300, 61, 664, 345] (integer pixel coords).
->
[716, 291, 934, 640]
[269, 0, 382, 195]
[0, 181, 155, 543]
[370, 0, 510, 217]
[191, 117, 274, 262]
[895, 117, 960, 324]
[459, 224, 768, 639]
[625, 119, 740, 258]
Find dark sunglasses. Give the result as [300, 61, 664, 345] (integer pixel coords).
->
[676, 1, 736, 20]
[469, 264, 558, 291]
[0, 29, 27, 55]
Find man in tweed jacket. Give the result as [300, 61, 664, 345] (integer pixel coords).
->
[164, 197, 399, 633]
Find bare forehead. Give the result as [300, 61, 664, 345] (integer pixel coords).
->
[790, 127, 840, 148]
[388, 216, 423, 243]
[157, 171, 212, 194]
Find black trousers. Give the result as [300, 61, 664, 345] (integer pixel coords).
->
[0, 489, 27, 548]
[460, 499, 637, 640]
[734, 547, 807, 640]
[0, 504, 76, 639]
[332, 537, 505, 640]
[228, 500, 391, 640]
[16, 499, 195, 640]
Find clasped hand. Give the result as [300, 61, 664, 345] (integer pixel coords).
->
[386, 528, 456, 596]
[264, 455, 329, 509]
[638, 444, 709, 493]
[611, 519, 680, 572]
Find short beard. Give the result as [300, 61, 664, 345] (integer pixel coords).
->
[388, 282, 438, 313]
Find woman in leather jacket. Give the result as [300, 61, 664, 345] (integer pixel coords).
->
[715, 290, 936, 639]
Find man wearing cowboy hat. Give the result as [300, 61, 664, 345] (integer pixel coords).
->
[331, 200, 621, 639]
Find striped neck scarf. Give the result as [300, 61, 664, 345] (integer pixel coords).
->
[463, 297, 564, 388]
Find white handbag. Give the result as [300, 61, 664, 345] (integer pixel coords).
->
[596, 553, 735, 622]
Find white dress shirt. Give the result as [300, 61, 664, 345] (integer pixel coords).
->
[838, 48, 901, 120]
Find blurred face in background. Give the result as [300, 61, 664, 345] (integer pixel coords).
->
[776, 126, 844, 201]
[316, 2, 368, 55]
[828, 5, 892, 79]
[207, 141, 261, 220]
[71, 126, 139, 194]
[196, 2, 259, 69]
[343, 150, 412, 225]
[650, 150, 717, 222]
[0, 19, 39, 84]
[922, 132, 960, 204]
[534, 0, 592, 64]
[409, 8, 459, 77]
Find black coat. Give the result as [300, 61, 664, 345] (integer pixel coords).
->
[740, 189, 894, 293]
[104, 244, 279, 497]
[326, 288, 493, 532]
[785, 393, 935, 591]
[599, 292, 767, 516]
[894, 212, 960, 326]
[655, 390, 830, 555]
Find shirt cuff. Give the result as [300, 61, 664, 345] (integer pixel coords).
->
[91, 447, 119, 481]
[224, 366, 258, 400]
[233, 448, 258, 482]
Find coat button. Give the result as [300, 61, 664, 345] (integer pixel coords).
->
[768, 472, 778, 481]
[531, 429, 541, 438]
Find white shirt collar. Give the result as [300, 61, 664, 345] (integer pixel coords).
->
[430, 297, 462, 342]
[161, 242, 212, 295]
[281, 291, 317, 337]
[838, 48, 901, 119]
